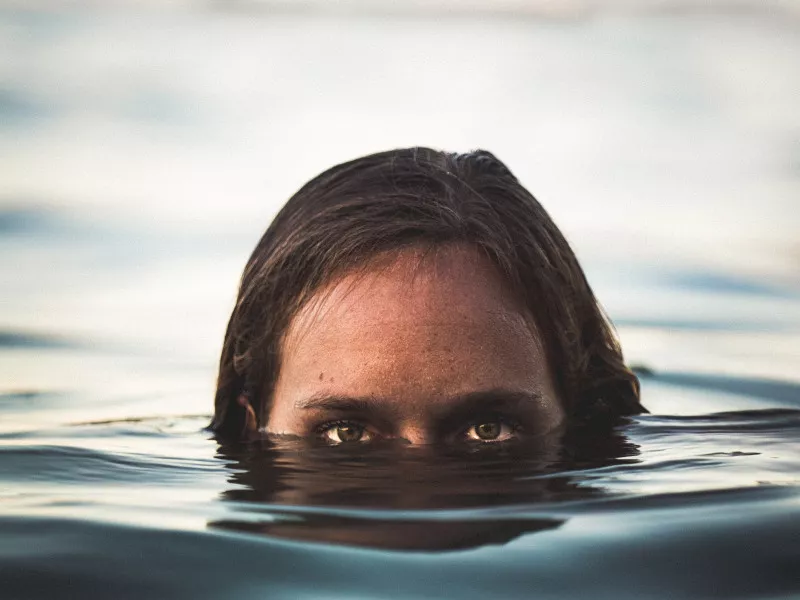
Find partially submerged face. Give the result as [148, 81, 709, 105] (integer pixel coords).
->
[266, 244, 564, 447]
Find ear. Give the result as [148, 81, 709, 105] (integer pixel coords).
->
[237, 394, 259, 437]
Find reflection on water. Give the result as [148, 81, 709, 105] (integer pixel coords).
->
[210, 422, 638, 551]
[1, 399, 799, 598]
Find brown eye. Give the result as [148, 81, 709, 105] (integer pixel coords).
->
[319, 422, 371, 445]
[465, 420, 518, 443]
[336, 424, 364, 442]
[475, 422, 501, 440]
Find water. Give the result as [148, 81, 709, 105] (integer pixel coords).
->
[2, 3, 800, 599]
[2, 404, 799, 598]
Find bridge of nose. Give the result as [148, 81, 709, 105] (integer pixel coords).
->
[377, 396, 457, 445]
[394, 424, 438, 446]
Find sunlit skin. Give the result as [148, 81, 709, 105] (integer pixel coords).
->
[262, 244, 564, 446]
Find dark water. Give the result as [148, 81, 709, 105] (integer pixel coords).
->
[3, 3, 800, 599]
[2, 380, 799, 599]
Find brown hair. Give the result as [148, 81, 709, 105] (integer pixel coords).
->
[211, 147, 642, 437]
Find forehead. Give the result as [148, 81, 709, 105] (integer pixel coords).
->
[273, 244, 551, 405]
[295, 245, 525, 331]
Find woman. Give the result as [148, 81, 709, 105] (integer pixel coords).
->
[211, 147, 644, 443]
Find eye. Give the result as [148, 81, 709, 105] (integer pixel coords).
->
[317, 421, 373, 445]
[464, 419, 519, 443]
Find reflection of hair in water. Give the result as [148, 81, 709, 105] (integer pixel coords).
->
[213, 513, 564, 553]
[209, 420, 640, 552]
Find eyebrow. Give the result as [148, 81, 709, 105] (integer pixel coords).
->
[297, 395, 384, 414]
[295, 389, 545, 424]
[433, 389, 545, 424]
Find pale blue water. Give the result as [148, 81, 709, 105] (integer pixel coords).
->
[1, 3, 800, 598]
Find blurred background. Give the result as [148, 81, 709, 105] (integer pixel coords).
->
[2, 0, 799, 428]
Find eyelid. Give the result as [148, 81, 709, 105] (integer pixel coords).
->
[458, 412, 521, 429]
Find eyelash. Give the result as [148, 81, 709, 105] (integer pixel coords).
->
[314, 419, 366, 436]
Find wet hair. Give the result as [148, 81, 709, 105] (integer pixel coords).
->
[211, 147, 643, 437]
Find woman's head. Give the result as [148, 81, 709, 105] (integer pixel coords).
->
[212, 147, 642, 440]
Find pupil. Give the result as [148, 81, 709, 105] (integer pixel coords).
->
[337, 424, 363, 442]
[476, 422, 500, 440]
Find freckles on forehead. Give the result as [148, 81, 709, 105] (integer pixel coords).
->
[271, 245, 556, 412]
